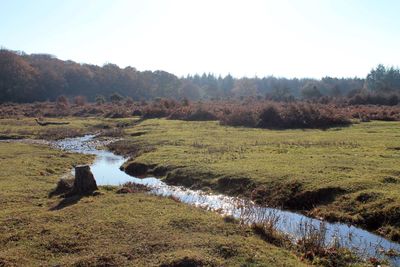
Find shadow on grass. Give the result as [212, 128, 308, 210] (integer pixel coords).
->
[50, 194, 83, 211]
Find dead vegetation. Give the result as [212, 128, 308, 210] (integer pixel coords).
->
[1, 100, 400, 129]
[236, 203, 370, 266]
[116, 182, 150, 194]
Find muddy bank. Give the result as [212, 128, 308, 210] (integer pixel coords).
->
[122, 159, 345, 208]
[121, 158, 400, 244]
[48, 134, 400, 265]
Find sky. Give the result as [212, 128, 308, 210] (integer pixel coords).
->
[1, 0, 399, 78]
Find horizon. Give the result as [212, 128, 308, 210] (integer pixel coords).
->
[1, 0, 400, 79]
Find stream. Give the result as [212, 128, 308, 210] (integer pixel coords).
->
[54, 135, 400, 266]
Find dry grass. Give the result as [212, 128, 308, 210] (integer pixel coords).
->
[0, 142, 306, 266]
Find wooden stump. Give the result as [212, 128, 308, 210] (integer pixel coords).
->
[72, 165, 98, 195]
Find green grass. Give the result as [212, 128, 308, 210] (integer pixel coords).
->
[0, 116, 397, 264]
[120, 119, 400, 240]
[0, 142, 306, 266]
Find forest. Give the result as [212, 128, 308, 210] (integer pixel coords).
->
[1, 48, 400, 105]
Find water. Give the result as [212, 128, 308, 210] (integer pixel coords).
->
[54, 135, 400, 266]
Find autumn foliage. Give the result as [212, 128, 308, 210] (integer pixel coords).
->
[2, 98, 399, 129]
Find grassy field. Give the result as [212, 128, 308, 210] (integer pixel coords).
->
[115, 119, 400, 241]
[0, 117, 139, 140]
[0, 116, 398, 265]
[0, 141, 308, 266]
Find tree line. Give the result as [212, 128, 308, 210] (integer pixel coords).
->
[0, 49, 399, 104]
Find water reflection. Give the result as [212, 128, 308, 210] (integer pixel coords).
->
[54, 135, 400, 265]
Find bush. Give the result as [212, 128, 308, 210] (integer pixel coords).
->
[349, 92, 400, 106]
[185, 108, 218, 121]
[56, 95, 69, 109]
[220, 109, 257, 127]
[124, 96, 134, 106]
[109, 92, 123, 103]
[257, 105, 283, 128]
[256, 103, 350, 129]
[142, 105, 168, 118]
[348, 105, 400, 121]
[73, 95, 86, 106]
[95, 95, 106, 105]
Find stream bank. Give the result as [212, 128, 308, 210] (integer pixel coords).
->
[53, 135, 400, 265]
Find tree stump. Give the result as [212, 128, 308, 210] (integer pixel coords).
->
[72, 165, 98, 195]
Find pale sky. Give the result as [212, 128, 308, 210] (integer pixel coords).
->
[1, 0, 399, 78]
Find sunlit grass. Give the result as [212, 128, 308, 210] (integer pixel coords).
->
[0, 142, 305, 266]
[123, 119, 400, 240]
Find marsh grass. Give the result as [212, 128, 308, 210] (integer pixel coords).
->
[294, 220, 369, 266]
[296, 220, 328, 256]
[121, 119, 400, 242]
[0, 115, 399, 265]
[231, 200, 368, 266]
[116, 181, 150, 194]
[249, 211, 288, 247]
[0, 142, 306, 266]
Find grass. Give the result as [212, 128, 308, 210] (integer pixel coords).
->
[0, 117, 139, 140]
[118, 119, 400, 241]
[0, 141, 307, 266]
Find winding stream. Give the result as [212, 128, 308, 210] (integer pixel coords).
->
[54, 135, 400, 265]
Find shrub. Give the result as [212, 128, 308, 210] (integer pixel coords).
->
[125, 96, 134, 106]
[142, 104, 168, 118]
[56, 95, 69, 109]
[349, 92, 400, 106]
[348, 105, 400, 121]
[109, 92, 123, 103]
[181, 98, 190, 106]
[168, 106, 194, 120]
[185, 108, 218, 121]
[132, 109, 142, 116]
[160, 98, 178, 109]
[73, 95, 86, 106]
[95, 95, 106, 105]
[220, 109, 257, 127]
[257, 104, 283, 128]
[256, 103, 350, 129]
